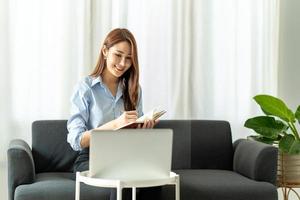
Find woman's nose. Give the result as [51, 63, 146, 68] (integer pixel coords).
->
[119, 57, 126, 66]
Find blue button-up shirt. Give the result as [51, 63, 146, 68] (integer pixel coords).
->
[67, 76, 143, 151]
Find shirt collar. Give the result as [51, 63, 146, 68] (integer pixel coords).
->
[91, 75, 123, 101]
[91, 76, 102, 87]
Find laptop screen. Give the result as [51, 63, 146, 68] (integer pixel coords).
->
[89, 129, 173, 181]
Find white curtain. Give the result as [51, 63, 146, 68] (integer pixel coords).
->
[0, 0, 91, 162]
[0, 0, 279, 163]
[0, 0, 10, 164]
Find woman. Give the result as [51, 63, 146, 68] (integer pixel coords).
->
[67, 28, 155, 199]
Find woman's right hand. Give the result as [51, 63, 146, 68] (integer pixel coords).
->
[115, 110, 138, 128]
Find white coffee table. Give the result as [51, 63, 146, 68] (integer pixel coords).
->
[75, 171, 180, 200]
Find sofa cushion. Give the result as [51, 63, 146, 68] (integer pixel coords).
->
[32, 120, 78, 173]
[156, 120, 233, 170]
[190, 120, 233, 170]
[14, 173, 110, 200]
[155, 169, 277, 200]
[155, 120, 192, 169]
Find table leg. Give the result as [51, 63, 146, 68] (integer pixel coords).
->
[132, 187, 136, 200]
[117, 181, 122, 200]
[75, 172, 80, 200]
[175, 175, 180, 200]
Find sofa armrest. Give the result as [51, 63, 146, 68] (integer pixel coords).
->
[233, 139, 278, 185]
[7, 139, 35, 200]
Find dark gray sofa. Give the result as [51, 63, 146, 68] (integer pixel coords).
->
[7, 120, 278, 200]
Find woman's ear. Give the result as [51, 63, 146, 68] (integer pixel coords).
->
[102, 45, 108, 58]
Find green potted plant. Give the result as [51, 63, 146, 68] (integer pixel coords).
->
[244, 94, 300, 188]
[244, 94, 300, 154]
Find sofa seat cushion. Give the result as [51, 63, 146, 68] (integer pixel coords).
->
[157, 169, 277, 200]
[15, 172, 110, 200]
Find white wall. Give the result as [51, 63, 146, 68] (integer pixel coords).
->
[278, 1, 300, 199]
[278, 0, 300, 110]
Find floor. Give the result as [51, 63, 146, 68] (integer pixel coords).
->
[278, 188, 300, 200]
[0, 162, 299, 200]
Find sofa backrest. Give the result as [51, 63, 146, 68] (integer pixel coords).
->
[32, 120, 233, 173]
[32, 120, 78, 173]
[155, 120, 233, 170]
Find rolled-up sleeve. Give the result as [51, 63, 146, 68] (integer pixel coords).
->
[67, 83, 90, 151]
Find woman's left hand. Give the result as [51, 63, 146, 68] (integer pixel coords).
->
[137, 119, 158, 129]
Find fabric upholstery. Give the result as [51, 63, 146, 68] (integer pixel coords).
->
[14, 173, 110, 200]
[155, 169, 277, 200]
[7, 139, 35, 200]
[155, 120, 233, 170]
[233, 139, 278, 184]
[32, 120, 78, 173]
[190, 120, 233, 170]
[155, 120, 192, 169]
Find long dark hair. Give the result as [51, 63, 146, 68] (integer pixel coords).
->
[90, 28, 139, 111]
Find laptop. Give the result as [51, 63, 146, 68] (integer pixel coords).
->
[89, 129, 173, 181]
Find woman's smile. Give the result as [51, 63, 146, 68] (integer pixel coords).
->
[114, 64, 125, 72]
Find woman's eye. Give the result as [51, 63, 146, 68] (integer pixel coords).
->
[115, 54, 122, 57]
[126, 57, 131, 60]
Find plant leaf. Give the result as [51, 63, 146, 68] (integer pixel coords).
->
[279, 134, 295, 153]
[261, 108, 273, 116]
[296, 105, 300, 124]
[289, 140, 300, 154]
[254, 95, 295, 122]
[244, 116, 288, 139]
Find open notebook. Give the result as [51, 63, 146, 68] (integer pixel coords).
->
[114, 108, 166, 130]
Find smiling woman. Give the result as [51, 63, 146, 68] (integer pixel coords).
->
[67, 28, 156, 200]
